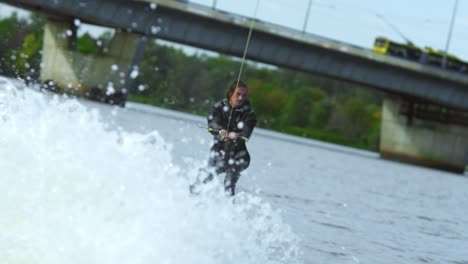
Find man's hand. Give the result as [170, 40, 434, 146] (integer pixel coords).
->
[219, 129, 228, 138]
[219, 130, 238, 140]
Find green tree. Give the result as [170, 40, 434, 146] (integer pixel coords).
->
[11, 32, 42, 76]
[0, 13, 44, 79]
[248, 81, 288, 128]
[311, 99, 333, 128]
[283, 86, 326, 127]
[0, 13, 28, 76]
[77, 33, 98, 54]
[328, 96, 373, 138]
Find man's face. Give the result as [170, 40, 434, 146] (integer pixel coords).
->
[229, 86, 248, 108]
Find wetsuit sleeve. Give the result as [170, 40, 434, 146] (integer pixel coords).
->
[207, 103, 224, 137]
[237, 111, 257, 142]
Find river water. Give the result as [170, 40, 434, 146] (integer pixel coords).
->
[1, 77, 467, 264]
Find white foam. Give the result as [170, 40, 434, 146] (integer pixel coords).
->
[0, 77, 301, 264]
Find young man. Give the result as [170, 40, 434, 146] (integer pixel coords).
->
[204, 80, 257, 196]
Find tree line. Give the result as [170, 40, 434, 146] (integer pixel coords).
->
[0, 12, 383, 151]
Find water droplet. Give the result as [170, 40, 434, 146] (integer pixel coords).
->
[130, 69, 139, 79]
[151, 26, 161, 34]
[74, 19, 81, 27]
[111, 64, 119, 71]
[106, 82, 115, 95]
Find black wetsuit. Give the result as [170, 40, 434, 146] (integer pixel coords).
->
[206, 98, 257, 195]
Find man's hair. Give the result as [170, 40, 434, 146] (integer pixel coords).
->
[226, 80, 248, 99]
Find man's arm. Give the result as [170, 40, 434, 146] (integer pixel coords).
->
[207, 103, 225, 137]
[237, 111, 257, 142]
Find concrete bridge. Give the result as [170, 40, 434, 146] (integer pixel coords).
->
[2, 0, 468, 173]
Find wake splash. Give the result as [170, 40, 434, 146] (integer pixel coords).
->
[0, 77, 301, 264]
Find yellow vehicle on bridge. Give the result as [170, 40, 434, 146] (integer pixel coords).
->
[372, 36, 468, 73]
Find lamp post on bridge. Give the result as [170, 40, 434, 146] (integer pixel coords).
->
[302, 0, 313, 33]
[442, 0, 459, 68]
[212, 0, 217, 10]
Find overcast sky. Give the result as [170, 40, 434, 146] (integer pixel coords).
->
[1, 0, 467, 61]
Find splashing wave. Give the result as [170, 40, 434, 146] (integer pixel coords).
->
[0, 77, 301, 264]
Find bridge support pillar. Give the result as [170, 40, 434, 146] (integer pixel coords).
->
[40, 19, 142, 105]
[380, 97, 468, 173]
